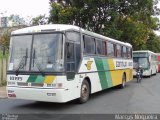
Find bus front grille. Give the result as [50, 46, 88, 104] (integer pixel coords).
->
[31, 83, 44, 87]
[17, 82, 28, 86]
[17, 82, 44, 87]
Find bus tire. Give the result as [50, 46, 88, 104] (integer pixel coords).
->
[119, 73, 126, 89]
[78, 80, 90, 104]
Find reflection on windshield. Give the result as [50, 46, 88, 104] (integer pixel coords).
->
[15, 49, 28, 75]
[8, 33, 64, 72]
[31, 34, 63, 72]
[133, 57, 149, 69]
[9, 35, 32, 71]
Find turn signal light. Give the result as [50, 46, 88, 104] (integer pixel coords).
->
[57, 83, 63, 88]
[8, 93, 16, 98]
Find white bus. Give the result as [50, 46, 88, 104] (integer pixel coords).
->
[133, 50, 158, 77]
[7, 24, 133, 103]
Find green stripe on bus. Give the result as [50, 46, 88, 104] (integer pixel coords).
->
[102, 59, 113, 87]
[35, 75, 45, 83]
[95, 58, 108, 90]
[27, 75, 37, 82]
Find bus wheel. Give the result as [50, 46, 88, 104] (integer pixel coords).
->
[119, 74, 126, 88]
[78, 80, 90, 103]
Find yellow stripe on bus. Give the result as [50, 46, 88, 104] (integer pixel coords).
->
[111, 69, 132, 86]
[107, 59, 120, 86]
[107, 59, 132, 86]
[110, 70, 124, 86]
[44, 76, 56, 84]
[108, 59, 115, 70]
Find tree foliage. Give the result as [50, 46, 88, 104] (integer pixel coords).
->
[146, 33, 160, 52]
[8, 14, 26, 26]
[31, 15, 48, 26]
[0, 30, 11, 55]
[48, 0, 160, 52]
[153, 0, 160, 16]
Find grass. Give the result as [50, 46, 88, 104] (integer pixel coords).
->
[0, 51, 9, 59]
[0, 81, 7, 87]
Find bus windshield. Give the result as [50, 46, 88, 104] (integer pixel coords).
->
[133, 57, 149, 69]
[8, 33, 64, 73]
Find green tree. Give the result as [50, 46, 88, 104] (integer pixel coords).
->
[31, 15, 48, 26]
[8, 14, 26, 26]
[0, 30, 11, 55]
[146, 33, 160, 52]
[48, 0, 159, 51]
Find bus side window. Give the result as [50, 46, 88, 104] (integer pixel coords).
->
[96, 39, 106, 56]
[83, 35, 96, 55]
[114, 44, 117, 57]
[126, 48, 129, 58]
[127, 47, 132, 59]
[122, 46, 127, 58]
[66, 43, 74, 61]
[107, 42, 114, 57]
[66, 31, 80, 42]
[130, 48, 132, 58]
[66, 43, 75, 72]
[121, 46, 123, 58]
[105, 41, 107, 56]
[116, 45, 121, 58]
[102, 41, 106, 56]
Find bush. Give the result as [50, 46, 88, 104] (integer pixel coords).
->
[0, 50, 9, 59]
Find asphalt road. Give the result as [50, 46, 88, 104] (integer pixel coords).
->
[0, 74, 160, 114]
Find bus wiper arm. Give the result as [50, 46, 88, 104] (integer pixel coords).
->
[33, 49, 45, 76]
[15, 56, 26, 76]
[35, 60, 45, 76]
[15, 49, 28, 76]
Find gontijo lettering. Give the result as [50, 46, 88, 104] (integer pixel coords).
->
[116, 61, 127, 67]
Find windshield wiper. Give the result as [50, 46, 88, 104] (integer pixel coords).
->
[15, 48, 28, 76]
[33, 49, 45, 76]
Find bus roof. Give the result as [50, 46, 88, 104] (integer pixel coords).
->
[133, 50, 156, 55]
[12, 24, 132, 47]
[11, 24, 80, 34]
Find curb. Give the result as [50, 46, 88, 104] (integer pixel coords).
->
[0, 92, 7, 99]
[0, 86, 7, 99]
[0, 96, 7, 99]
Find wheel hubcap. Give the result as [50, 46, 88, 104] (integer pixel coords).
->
[122, 76, 125, 87]
[82, 84, 88, 98]
[123, 80, 125, 86]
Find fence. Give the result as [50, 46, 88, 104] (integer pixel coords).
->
[0, 58, 8, 85]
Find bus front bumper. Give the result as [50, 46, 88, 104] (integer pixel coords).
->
[7, 87, 73, 103]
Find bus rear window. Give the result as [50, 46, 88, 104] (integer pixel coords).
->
[127, 48, 132, 58]
[122, 46, 127, 58]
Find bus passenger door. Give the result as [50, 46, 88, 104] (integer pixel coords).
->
[65, 42, 76, 80]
